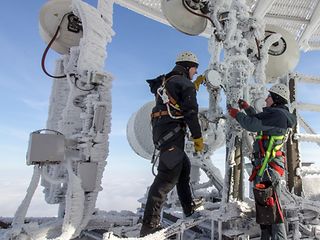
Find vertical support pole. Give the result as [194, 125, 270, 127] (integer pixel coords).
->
[286, 77, 302, 195]
[211, 219, 215, 240]
[232, 136, 244, 200]
[218, 220, 222, 240]
[180, 229, 184, 240]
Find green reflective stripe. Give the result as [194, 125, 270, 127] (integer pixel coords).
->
[256, 134, 284, 140]
[257, 135, 285, 177]
[256, 131, 263, 140]
[258, 136, 274, 176]
[272, 135, 285, 140]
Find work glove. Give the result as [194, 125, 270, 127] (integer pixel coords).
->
[193, 137, 204, 152]
[238, 99, 249, 110]
[228, 107, 239, 118]
[193, 75, 206, 91]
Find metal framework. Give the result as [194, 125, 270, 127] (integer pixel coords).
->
[2, 1, 320, 239]
[114, 0, 320, 50]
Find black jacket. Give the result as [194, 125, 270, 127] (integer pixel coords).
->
[147, 65, 202, 147]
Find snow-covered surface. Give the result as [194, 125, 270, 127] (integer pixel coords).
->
[1, 0, 320, 239]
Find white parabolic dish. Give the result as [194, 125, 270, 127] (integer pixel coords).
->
[127, 101, 155, 160]
[39, 0, 83, 54]
[265, 24, 300, 81]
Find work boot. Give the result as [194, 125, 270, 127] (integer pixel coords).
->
[140, 223, 163, 237]
[184, 198, 204, 218]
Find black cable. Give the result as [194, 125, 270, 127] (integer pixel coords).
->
[181, 0, 216, 32]
[41, 13, 70, 79]
[199, 112, 226, 124]
[152, 161, 157, 177]
[255, 37, 261, 60]
[72, 75, 96, 91]
[151, 149, 160, 177]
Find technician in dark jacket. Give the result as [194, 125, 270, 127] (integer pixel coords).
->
[140, 51, 204, 237]
[228, 83, 296, 240]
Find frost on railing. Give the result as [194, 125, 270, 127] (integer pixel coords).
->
[293, 73, 320, 84]
[295, 133, 320, 143]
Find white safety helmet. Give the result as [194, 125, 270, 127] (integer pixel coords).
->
[269, 83, 290, 102]
[176, 51, 199, 65]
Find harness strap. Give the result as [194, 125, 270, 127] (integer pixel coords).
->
[249, 151, 285, 181]
[165, 89, 178, 107]
[257, 135, 285, 177]
[258, 139, 265, 157]
[155, 125, 183, 149]
[274, 190, 285, 222]
[151, 110, 182, 119]
[249, 164, 261, 182]
[269, 161, 285, 176]
[159, 75, 182, 110]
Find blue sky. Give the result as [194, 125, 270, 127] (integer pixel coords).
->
[0, 0, 319, 217]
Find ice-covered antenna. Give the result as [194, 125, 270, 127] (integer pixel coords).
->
[264, 24, 300, 82]
[161, 0, 210, 35]
[39, 0, 83, 55]
[39, 0, 83, 78]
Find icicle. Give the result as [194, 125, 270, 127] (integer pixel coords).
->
[5, 166, 41, 239]
[56, 160, 85, 239]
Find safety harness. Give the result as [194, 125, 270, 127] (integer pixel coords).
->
[250, 132, 288, 224]
[151, 76, 185, 151]
[152, 75, 184, 120]
[154, 125, 183, 150]
[249, 132, 286, 182]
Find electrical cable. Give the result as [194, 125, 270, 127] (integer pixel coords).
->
[72, 74, 96, 91]
[151, 149, 160, 177]
[199, 112, 226, 124]
[181, 0, 216, 32]
[41, 13, 70, 79]
[255, 37, 261, 60]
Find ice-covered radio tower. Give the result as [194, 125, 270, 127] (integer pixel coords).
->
[3, 0, 320, 239]
[4, 0, 116, 239]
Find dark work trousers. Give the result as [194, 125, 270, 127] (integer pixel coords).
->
[255, 168, 287, 240]
[142, 144, 192, 226]
[260, 224, 287, 240]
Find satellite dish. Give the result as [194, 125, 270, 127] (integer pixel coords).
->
[39, 0, 83, 54]
[161, 0, 207, 35]
[127, 101, 155, 160]
[265, 25, 300, 81]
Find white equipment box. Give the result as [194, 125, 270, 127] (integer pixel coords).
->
[26, 132, 65, 165]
